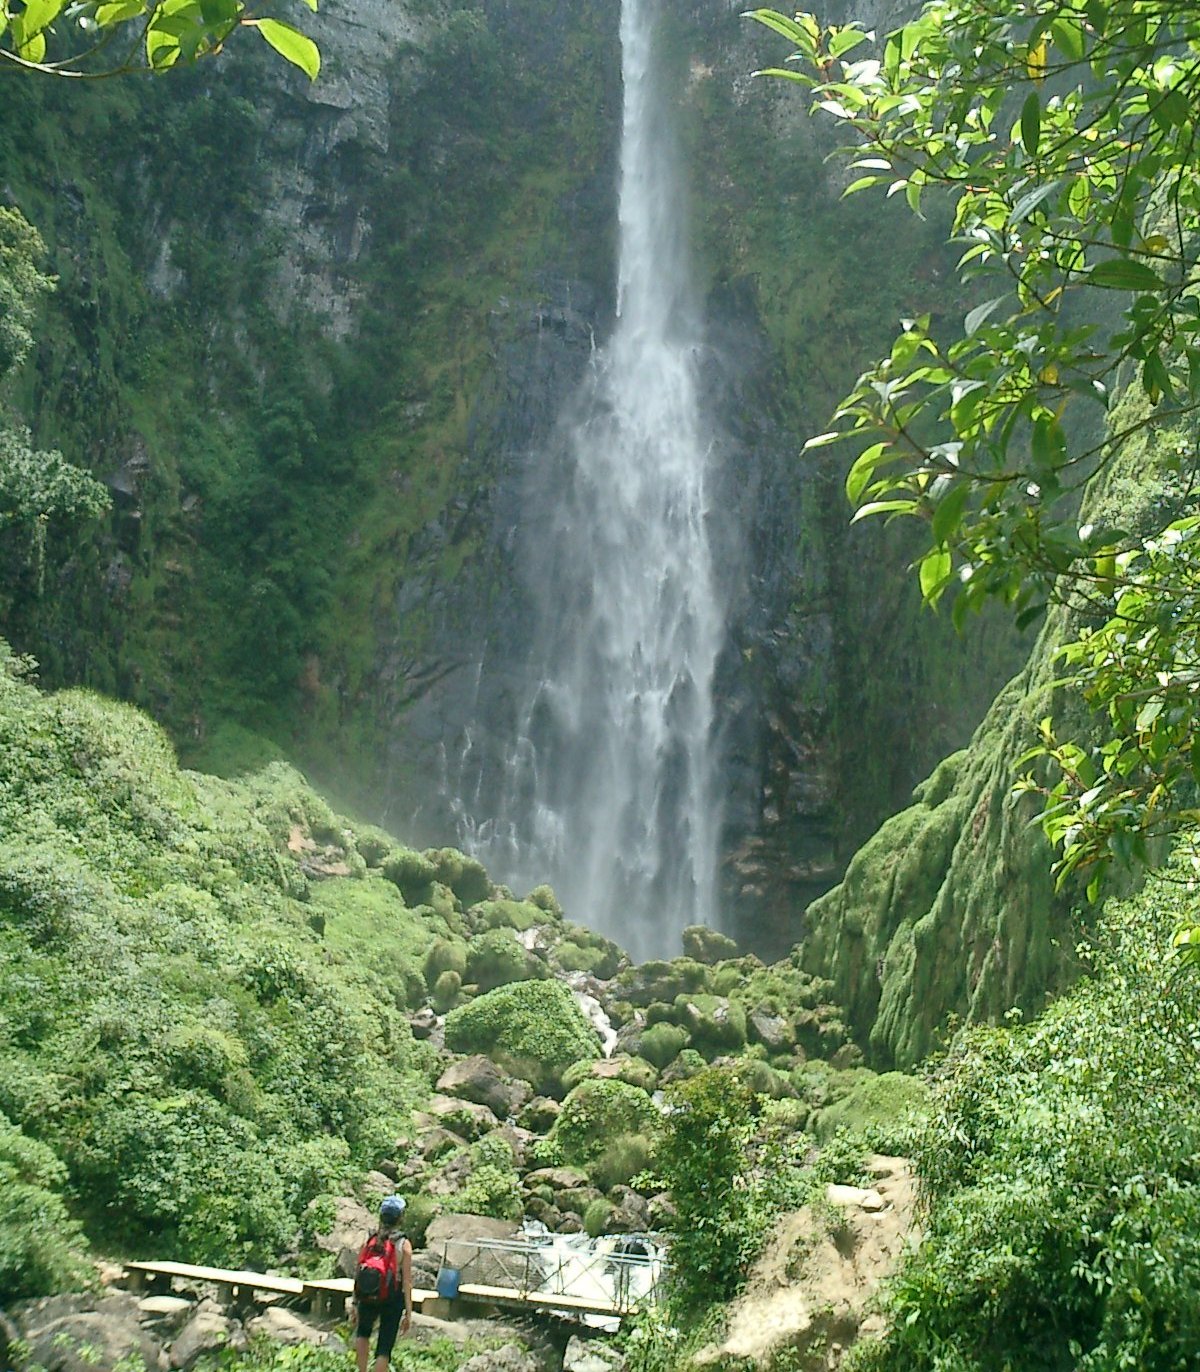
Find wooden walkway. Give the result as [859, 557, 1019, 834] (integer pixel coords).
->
[123, 1260, 641, 1321]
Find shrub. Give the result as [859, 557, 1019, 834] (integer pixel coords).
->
[424, 937, 468, 984]
[656, 1068, 759, 1315]
[638, 1022, 688, 1070]
[382, 848, 438, 902]
[475, 899, 542, 932]
[551, 1079, 659, 1167]
[426, 848, 492, 906]
[432, 969, 462, 1013]
[465, 926, 543, 991]
[0, 1114, 89, 1300]
[444, 979, 599, 1095]
[592, 1133, 655, 1191]
[813, 1070, 930, 1151]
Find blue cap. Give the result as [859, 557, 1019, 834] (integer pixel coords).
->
[380, 1195, 406, 1223]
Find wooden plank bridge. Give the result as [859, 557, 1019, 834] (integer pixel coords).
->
[123, 1236, 663, 1325]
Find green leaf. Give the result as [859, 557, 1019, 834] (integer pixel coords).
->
[15, 0, 63, 42]
[919, 546, 953, 601]
[1009, 180, 1061, 225]
[253, 17, 319, 79]
[964, 295, 1006, 336]
[1087, 259, 1166, 291]
[1050, 15, 1085, 62]
[844, 442, 887, 505]
[850, 498, 918, 523]
[932, 481, 971, 544]
[1020, 91, 1041, 156]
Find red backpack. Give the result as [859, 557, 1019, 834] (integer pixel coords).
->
[354, 1232, 400, 1303]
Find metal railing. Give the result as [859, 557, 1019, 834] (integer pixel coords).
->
[438, 1234, 666, 1314]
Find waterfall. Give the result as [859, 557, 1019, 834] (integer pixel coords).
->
[454, 0, 727, 962]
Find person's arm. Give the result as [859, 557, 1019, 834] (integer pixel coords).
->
[401, 1240, 413, 1331]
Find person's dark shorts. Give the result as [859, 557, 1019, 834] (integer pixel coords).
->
[355, 1297, 404, 1359]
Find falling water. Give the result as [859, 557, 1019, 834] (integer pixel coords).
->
[455, 0, 727, 961]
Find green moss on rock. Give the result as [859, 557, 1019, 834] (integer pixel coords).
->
[444, 979, 599, 1095]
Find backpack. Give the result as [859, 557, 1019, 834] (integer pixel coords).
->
[354, 1231, 401, 1304]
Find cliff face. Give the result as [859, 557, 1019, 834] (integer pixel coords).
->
[0, 0, 1024, 956]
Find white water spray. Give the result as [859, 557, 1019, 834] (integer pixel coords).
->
[457, 0, 726, 961]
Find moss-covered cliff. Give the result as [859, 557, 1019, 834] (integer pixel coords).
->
[805, 383, 1190, 1067]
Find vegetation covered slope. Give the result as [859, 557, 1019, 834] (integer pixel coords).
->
[0, 639, 447, 1294]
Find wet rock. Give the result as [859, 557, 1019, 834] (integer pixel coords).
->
[410, 1007, 440, 1039]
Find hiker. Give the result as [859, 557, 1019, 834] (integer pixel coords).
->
[351, 1194, 413, 1372]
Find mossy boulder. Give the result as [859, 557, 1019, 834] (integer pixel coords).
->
[682, 925, 739, 965]
[444, 979, 600, 1096]
[526, 885, 563, 919]
[660, 1048, 705, 1085]
[473, 899, 543, 933]
[613, 958, 710, 1008]
[553, 923, 623, 979]
[465, 927, 545, 992]
[426, 848, 493, 907]
[636, 1021, 688, 1070]
[590, 1132, 654, 1191]
[382, 847, 438, 903]
[674, 994, 747, 1057]
[432, 969, 462, 1013]
[424, 937, 468, 984]
[583, 1197, 613, 1237]
[550, 1079, 660, 1168]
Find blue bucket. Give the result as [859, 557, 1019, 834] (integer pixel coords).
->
[435, 1267, 460, 1300]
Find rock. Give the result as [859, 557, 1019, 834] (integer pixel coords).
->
[647, 1192, 676, 1228]
[311, 1195, 374, 1277]
[694, 1158, 919, 1371]
[522, 1166, 589, 1191]
[606, 1187, 650, 1232]
[169, 1300, 239, 1370]
[523, 1197, 564, 1229]
[563, 1334, 626, 1372]
[137, 1296, 195, 1333]
[364, 1170, 395, 1197]
[427, 1149, 476, 1197]
[681, 925, 739, 965]
[425, 1093, 501, 1140]
[496, 1123, 535, 1169]
[437, 1055, 532, 1119]
[246, 1308, 346, 1350]
[826, 1184, 887, 1212]
[421, 1126, 465, 1160]
[14, 1291, 169, 1372]
[558, 1213, 584, 1234]
[517, 1096, 561, 1132]
[460, 1345, 542, 1372]
[410, 1007, 440, 1039]
[748, 1008, 795, 1054]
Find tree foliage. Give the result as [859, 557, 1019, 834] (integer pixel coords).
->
[0, 0, 319, 78]
[748, 1, 1200, 919]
